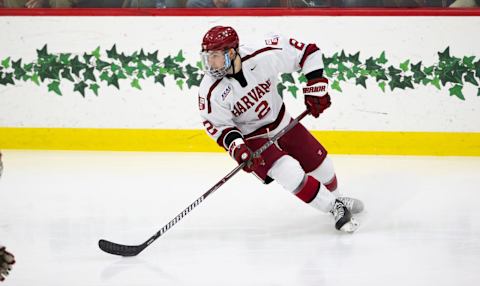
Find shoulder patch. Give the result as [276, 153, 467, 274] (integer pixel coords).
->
[265, 36, 279, 46]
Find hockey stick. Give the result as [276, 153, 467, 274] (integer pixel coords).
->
[98, 109, 310, 257]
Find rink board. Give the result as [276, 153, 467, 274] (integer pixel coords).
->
[1, 127, 479, 156]
[0, 9, 479, 155]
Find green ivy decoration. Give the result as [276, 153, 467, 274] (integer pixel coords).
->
[0, 45, 479, 100]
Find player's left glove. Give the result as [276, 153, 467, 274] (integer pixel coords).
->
[228, 139, 264, 173]
[303, 78, 331, 118]
[0, 246, 15, 282]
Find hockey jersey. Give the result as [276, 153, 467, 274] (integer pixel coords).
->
[198, 34, 324, 149]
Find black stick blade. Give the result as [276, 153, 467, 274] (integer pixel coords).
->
[98, 239, 145, 257]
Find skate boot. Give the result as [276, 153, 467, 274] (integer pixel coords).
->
[337, 197, 364, 214]
[331, 199, 359, 233]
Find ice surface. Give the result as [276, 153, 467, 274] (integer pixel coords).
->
[1, 151, 479, 286]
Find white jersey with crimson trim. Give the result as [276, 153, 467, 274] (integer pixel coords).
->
[198, 33, 324, 148]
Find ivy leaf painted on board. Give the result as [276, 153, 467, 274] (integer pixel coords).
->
[298, 74, 308, 84]
[287, 85, 299, 98]
[338, 50, 348, 63]
[375, 70, 388, 82]
[346, 69, 356, 79]
[464, 71, 478, 86]
[411, 61, 426, 83]
[83, 52, 93, 64]
[47, 80, 62, 95]
[378, 81, 386, 92]
[376, 51, 388, 64]
[356, 76, 367, 88]
[163, 56, 176, 70]
[83, 67, 96, 82]
[281, 73, 295, 84]
[1, 57, 10, 68]
[462, 56, 475, 68]
[154, 73, 166, 86]
[61, 68, 75, 82]
[431, 77, 441, 90]
[89, 83, 100, 96]
[91, 46, 101, 59]
[59, 53, 71, 65]
[400, 60, 410, 72]
[12, 59, 26, 79]
[70, 56, 85, 77]
[388, 75, 402, 91]
[107, 74, 120, 89]
[365, 57, 381, 72]
[322, 55, 334, 67]
[174, 50, 186, 63]
[324, 67, 335, 78]
[74, 81, 88, 97]
[137, 49, 147, 62]
[348, 52, 361, 65]
[194, 61, 202, 71]
[186, 75, 202, 88]
[0, 72, 14, 85]
[402, 76, 414, 89]
[331, 80, 342, 92]
[388, 66, 402, 76]
[131, 79, 142, 90]
[106, 45, 119, 60]
[438, 47, 451, 62]
[119, 53, 133, 67]
[31, 74, 40, 86]
[449, 84, 464, 100]
[176, 79, 184, 90]
[147, 51, 159, 63]
[173, 69, 186, 80]
[36, 45, 49, 59]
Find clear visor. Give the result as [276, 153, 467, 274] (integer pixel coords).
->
[200, 50, 231, 79]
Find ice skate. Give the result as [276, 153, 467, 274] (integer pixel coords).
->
[331, 199, 359, 233]
[337, 196, 364, 214]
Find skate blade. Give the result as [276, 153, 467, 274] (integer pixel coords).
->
[340, 217, 359, 233]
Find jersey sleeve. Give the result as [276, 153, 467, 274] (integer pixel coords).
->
[263, 33, 324, 76]
[198, 85, 240, 150]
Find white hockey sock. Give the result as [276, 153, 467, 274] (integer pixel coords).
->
[308, 155, 341, 196]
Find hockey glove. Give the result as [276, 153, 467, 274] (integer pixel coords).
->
[228, 138, 264, 173]
[303, 78, 331, 118]
[0, 246, 15, 282]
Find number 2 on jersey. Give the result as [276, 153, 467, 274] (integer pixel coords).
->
[255, 100, 271, 119]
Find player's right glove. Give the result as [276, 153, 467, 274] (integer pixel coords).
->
[228, 138, 264, 173]
[0, 245, 15, 282]
[303, 77, 331, 118]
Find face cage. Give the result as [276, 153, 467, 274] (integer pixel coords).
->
[200, 50, 232, 79]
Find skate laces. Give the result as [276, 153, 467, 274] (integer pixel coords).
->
[338, 197, 354, 210]
[331, 201, 345, 221]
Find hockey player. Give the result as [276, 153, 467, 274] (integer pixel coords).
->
[198, 26, 363, 232]
[0, 245, 15, 282]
